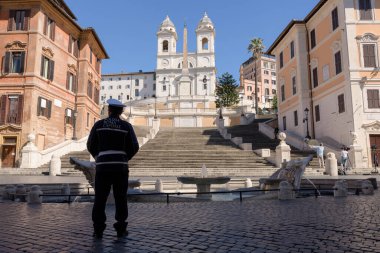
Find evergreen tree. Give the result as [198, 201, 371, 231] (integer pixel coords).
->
[215, 72, 240, 108]
[272, 95, 278, 111]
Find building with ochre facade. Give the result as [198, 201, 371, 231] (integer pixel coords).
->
[0, 0, 108, 168]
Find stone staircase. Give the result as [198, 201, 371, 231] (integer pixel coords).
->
[226, 120, 324, 176]
[128, 127, 278, 177]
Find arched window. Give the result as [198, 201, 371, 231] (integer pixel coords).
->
[163, 40, 168, 52]
[202, 38, 208, 50]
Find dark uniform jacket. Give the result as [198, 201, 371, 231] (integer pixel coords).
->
[86, 116, 139, 166]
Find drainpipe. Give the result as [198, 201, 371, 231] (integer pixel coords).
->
[305, 24, 315, 139]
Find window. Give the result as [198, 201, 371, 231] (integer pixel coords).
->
[118, 95, 122, 100]
[117, 85, 121, 89]
[264, 79, 269, 84]
[363, 44, 377, 67]
[332, 7, 339, 30]
[281, 85, 285, 102]
[279, 52, 284, 68]
[87, 81, 93, 99]
[37, 97, 52, 119]
[101, 86, 104, 90]
[272, 89, 276, 95]
[3, 51, 25, 74]
[68, 35, 79, 57]
[294, 111, 298, 126]
[108, 86, 113, 90]
[338, 94, 345, 113]
[8, 10, 30, 31]
[118, 78, 121, 81]
[265, 88, 269, 96]
[125, 85, 130, 89]
[90, 48, 93, 64]
[109, 78, 113, 81]
[264, 70, 269, 75]
[271, 72, 276, 76]
[310, 29, 316, 49]
[163, 85, 167, 91]
[163, 40, 168, 52]
[367, 89, 380, 108]
[283, 116, 287, 130]
[290, 41, 295, 58]
[315, 105, 320, 122]
[40, 56, 54, 81]
[127, 95, 130, 100]
[135, 79, 139, 86]
[66, 72, 76, 92]
[292, 76, 297, 95]
[86, 112, 90, 127]
[0, 95, 23, 125]
[202, 38, 209, 50]
[43, 16, 55, 41]
[264, 62, 269, 68]
[94, 88, 99, 104]
[335, 51, 342, 74]
[272, 80, 276, 85]
[322, 65, 330, 81]
[135, 89, 139, 97]
[65, 108, 73, 125]
[359, 0, 373, 20]
[153, 83, 156, 91]
[313, 67, 319, 88]
[271, 63, 275, 70]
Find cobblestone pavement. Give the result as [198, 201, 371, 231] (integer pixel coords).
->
[0, 193, 379, 253]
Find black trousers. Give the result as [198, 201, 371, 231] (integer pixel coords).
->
[92, 164, 129, 233]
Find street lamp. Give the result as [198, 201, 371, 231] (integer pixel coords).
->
[303, 108, 311, 140]
[153, 95, 157, 119]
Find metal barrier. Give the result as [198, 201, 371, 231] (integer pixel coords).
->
[39, 187, 365, 204]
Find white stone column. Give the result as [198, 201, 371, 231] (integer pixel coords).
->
[275, 132, 291, 168]
[155, 179, 163, 193]
[152, 118, 160, 135]
[49, 154, 62, 176]
[20, 134, 42, 169]
[326, 152, 338, 176]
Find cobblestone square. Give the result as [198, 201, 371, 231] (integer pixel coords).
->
[0, 192, 379, 252]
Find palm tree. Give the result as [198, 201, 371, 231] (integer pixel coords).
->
[248, 38, 265, 114]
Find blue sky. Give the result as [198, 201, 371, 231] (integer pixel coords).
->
[65, 0, 319, 81]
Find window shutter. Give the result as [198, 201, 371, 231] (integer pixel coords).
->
[368, 44, 376, 67]
[313, 68, 318, 88]
[0, 95, 7, 125]
[66, 72, 70, 90]
[73, 75, 77, 93]
[50, 21, 55, 41]
[3, 52, 11, 74]
[47, 100, 52, 119]
[23, 10, 30, 31]
[8, 10, 15, 31]
[16, 95, 23, 124]
[43, 14, 48, 35]
[74, 40, 79, 58]
[40, 56, 45, 77]
[20, 51, 26, 73]
[48, 60, 54, 81]
[365, 0, 372, 20]
[37, 97, 41, 116]
[68, 35, 73, 53]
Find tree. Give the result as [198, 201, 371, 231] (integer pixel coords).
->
[247, 37, 265, 114]
[215, 72, 239, 110]
[272, 95, 278, 112]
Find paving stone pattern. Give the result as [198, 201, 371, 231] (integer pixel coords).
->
[0, 194, 379, 252]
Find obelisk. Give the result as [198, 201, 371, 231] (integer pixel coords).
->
[178, 23, 191, 96]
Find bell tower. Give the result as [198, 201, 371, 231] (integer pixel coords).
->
[157, 16, 177, 56]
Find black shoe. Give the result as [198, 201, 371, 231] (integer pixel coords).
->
[116, 229, 128, 238]
[93, 231, 103, 239]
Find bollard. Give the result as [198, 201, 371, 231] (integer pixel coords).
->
[155, 179, 163, 193]
[278, 181, 295, 200]
[326, 153, 338, 176]
[15, 184, 27, 202]
[49, 154, 62, 176]
[27, 185, 43, 204]
[4, 185, 16, 201]
[361, 180, 374, 195]
[245, 178, 252, 188]
[333, 180, 348, 197]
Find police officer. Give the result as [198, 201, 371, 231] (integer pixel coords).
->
[87, 99, 139, 238]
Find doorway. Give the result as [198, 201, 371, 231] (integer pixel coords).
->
[1, 145, 16, 168]
[369, 134, 380, 166]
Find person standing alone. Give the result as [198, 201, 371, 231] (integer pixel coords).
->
[87, 99, 139, 238]
[309, 143, 325, 169]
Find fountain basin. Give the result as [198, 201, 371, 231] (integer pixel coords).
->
[177, 176, 231, 199]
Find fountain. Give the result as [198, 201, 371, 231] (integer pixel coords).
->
[69, 157, 141, 191]
[177, 164, 231, 199]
